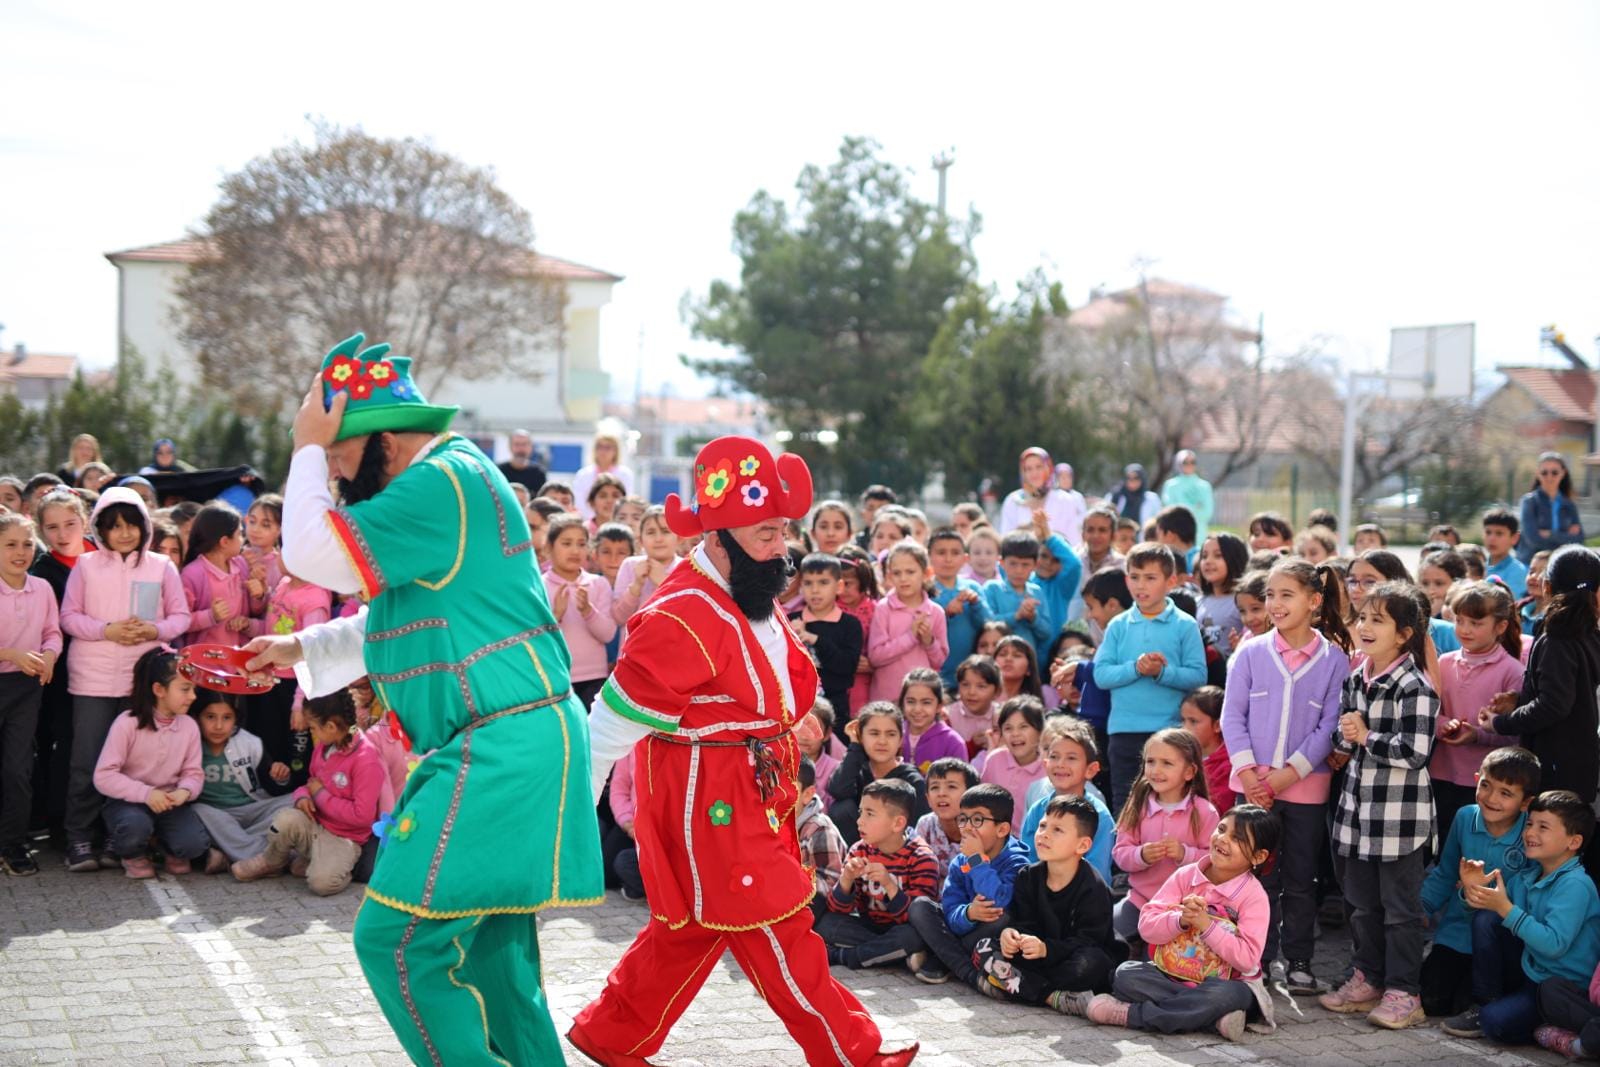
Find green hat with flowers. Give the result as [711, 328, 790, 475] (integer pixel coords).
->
[319, 333, 458, 442]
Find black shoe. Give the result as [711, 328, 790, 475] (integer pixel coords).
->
[65, 841, 99, 872]
[1442, 1004, 1483, 1038]
[1286, 959, 1327, 995]
[1, 845, 38, 876]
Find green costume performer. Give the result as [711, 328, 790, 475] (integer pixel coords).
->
[276, 334, 604, 1066]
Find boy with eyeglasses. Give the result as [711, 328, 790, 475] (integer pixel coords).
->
[906, 783, 1030, 988]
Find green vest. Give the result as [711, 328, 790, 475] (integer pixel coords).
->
[329, 435, 604, 917]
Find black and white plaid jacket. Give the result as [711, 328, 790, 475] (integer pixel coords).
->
[1331, 656, 1438, 860]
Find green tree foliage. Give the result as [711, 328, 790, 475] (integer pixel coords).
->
[684, 137, 976, 493]
[915, 275, 1133, 501]
[0, 346, 293, 486]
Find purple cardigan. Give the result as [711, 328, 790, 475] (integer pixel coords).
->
[1221, 631, 1349, 781]
[904, 720, 968, 773]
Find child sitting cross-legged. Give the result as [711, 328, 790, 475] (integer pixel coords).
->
[1535, 954, 1600, 1058]
[1418, 746, 1541, 1018]
[1063, 805, 1280, 1042]
[976, 793, 1117, 1010]
[796, 757, 846, 918]
[1018, 716, 1113, 883]
[915, 757, 979, 893]
[231, 689, 384, 896]
[1443, 790, 1600, 1046]
[189, 688, 295, 874]
[906, 783, 1030, 987]
[818, 778, 940, 970]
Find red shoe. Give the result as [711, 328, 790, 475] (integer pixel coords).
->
[869, 1041, 920, 1066]
[566, 1021, 661, 1067]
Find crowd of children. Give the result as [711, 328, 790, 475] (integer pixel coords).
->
[8, 440, 1600, 1056]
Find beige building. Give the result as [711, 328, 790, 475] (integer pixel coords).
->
[105, 236, 622, 445]
[0, 347, 77, 410]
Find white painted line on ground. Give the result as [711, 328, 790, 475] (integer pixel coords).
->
[144, 876, 323, 1066]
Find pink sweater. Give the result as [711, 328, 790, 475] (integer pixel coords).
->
[1139, 859, 1270, 980]
[943, 699, 998, 745]
[264, 579, 333, 678]
[1433, 646, 1524, 787]
[182, 554, 260, 648]
[608, 751, 636, 826]
[0, 574, 63, 673]
[544, 569, 617, 683]
[843, 596, 876, 715]
[244, 546, 284, 601]
[60, 549, 190, 698]
[866, 593, 949, 704]
[1113, 793, 1221, 907]
[363, 720, 410, 805]
[93, 710, 204, 803]
[979, 747, 1047, 813]
[610, 555, 679, 625]
[294, 732, 385, 843]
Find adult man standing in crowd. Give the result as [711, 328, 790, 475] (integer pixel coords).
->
[497, 427, 547, 495]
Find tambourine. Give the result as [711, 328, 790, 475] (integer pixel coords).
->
[177, 644, 277, 696]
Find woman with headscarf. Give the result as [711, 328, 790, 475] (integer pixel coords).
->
[138, 438, 192, 476]
[1517, 451, 1585, 563]
[1160, 449, 1215, 542]
[998, 446, 1086, 543]
[56, 434, 103, 487]
[1108, 463, 1162, 528]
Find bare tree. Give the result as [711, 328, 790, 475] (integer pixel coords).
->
[176, 122, 566, 412]
[1048, 275, 1267, 487]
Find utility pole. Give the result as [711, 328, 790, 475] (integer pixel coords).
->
[931, 150, 954, 218]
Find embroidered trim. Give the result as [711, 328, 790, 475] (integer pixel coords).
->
[623, 941, 724, 1057]
[650, 888, 815, 933]
[368, 617, 449, 642]
[363, 886, 606, 919]
[761, 923, 851, 1066]
[551, 687, 573, 901]
[685, 741, 704, 921]
[649, 589, 764, 716]
[461, 451, 534, 558]
[601, 676, 679, 732]
[394, 914, 443, 1065]
[420, 727, 472, 909]
[447, 919, 513, 1067]
[329, 509, 384, 599]
[644, 608, 717, 674]
[414, 458, 468, 591]
[689, 694, 736, 704]
[369, 625, 559, 685]
[524, 642, 553, 705]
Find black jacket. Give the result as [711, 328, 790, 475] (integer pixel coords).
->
[787, 610, 863, 720]
[1494, 630, 1600, 802]
[827, 742, 930, 821]
[1006, 859, 1116, 970]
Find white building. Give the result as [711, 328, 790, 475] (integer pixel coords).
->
[0, 347, 77, 410]
[105, 236, 622, 467]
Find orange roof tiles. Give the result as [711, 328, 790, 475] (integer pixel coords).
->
[1496, 366, 1597, 423]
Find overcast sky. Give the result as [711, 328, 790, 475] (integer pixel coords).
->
[4, 1, 1597, 403]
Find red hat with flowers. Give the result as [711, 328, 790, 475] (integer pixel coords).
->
[665, 435, 813, 538]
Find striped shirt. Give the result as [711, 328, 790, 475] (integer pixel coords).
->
[826, 835, 940, 924]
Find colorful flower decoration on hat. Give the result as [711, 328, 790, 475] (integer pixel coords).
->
[697, 459, 737, 510]
[738, 455, 761, 477]
[348, 374, 376, 400]
[707, 799, 733, 826]
[389, 378, 416, 401]
[740, 479, 770, 508]
[323, 354, 362, 389]
[365, 360, 397, 387]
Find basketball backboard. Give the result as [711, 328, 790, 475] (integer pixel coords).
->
[1388, 323, 1475, 399]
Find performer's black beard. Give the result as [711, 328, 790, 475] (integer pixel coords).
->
[718, 529, 793, 621]
[336, 435, 390, 505]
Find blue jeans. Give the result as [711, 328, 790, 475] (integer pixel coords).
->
[1469, 908, 1525, 1005]
[1113, 961, 1254, 1034]
[102, 798, 211, 859]
[1481, 984, 1540, 1043]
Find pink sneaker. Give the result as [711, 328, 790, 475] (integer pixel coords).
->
[1318, 969, 1380, 1014]
[163, 854, 191, 875]
[1367, 989, 1425, 1030]
[1534, 1025, 1581, 1059]
[1085, 994, 1130, 1028]
[121, 856, 155, 879]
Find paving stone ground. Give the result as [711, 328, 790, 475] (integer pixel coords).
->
[0, 856, 1572, 1066]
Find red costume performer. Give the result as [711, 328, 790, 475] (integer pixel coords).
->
[570, 436, 917, 1067]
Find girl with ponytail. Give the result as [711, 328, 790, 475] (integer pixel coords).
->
[1217, 557, 1353, 994]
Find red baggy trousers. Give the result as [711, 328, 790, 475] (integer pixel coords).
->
[573, 906, 884, 1066]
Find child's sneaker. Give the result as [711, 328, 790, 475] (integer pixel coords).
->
[1085, 994, 1130, 1027]
[64, 841, 99, 872]
[1534, 1024, 1581, 1059]
[204, 848, 230, 875]
[1286, 959, 1327, 996]
[163, 854, 192, 876]
[1048, 990, 1094, 1017]
[1440, 1004, 1482, 1038]
[231, 852, 287, 882]
[1318, 969, 1380, 1014]
[1215, 1009, 1247, 1042]
[1367, 989, 1425, 1030]
[121, 856, 155, 879]
[1, 845, 38, 876]
[97, 847, 121, 870]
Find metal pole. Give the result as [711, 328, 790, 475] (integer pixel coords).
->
[1338, 367, 1358, 553]
[932, 151, 953, 219]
